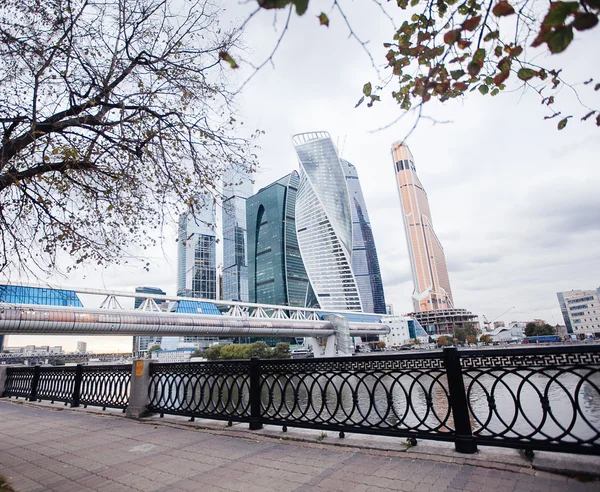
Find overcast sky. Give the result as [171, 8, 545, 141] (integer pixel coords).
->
[6, 0, 600, 352]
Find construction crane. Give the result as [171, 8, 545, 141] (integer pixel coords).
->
[483, 306, 515, 332]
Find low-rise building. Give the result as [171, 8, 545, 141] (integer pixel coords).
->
[382, 317, 429, 347]
[557, 288, 600, 339]
[151, 348, 196, 363]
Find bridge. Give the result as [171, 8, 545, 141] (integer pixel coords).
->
[0, 282, 391, 357]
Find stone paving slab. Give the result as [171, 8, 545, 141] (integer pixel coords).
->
[0, 399, 598, 492]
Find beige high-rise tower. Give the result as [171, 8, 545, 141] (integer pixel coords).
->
[391, 142, 453, 312]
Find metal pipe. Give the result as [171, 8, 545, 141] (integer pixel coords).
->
[0, 304, 389, 337]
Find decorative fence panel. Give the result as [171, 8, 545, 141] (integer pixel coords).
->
[147, 361, 251, 422]
[80, 365, 131, 410]
[461, 346, 600, 454]
[258, 354, 455, 442]
[36, 366, 76, 404]
[3, 364, 131, 410]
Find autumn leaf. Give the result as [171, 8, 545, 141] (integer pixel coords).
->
[547, 26, 573, 53]
[462, 15, 481, 31]
[572, 13, 599, 31]
[492, 1, 515, 16]
[443, 29, 461, 45]
[318, 12, 329, 27]
[557, 117, 569, 130]
[517, 68, 537, 81]
[219, 51, 239, 69]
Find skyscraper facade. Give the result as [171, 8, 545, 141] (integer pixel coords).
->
[341, 159, 387, 314]
[133, 286, 166, 356]
[391, 141, 453, 312]
[293, 132, 362, 312]
[247, 171, 316, 307]
[177, 197, 217, 299]
[222, 166, 252, 302]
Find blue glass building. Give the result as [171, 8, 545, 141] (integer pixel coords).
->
[0, 285, 83, 351]
[341, 159, 387, 314]
[247, 171, 317, 307]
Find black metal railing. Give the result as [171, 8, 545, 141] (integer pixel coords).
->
[3, 364, 131, 410]
[146, 346, 600, 455]
[147, 360, 251, 422]
[3, 346, 600, 454]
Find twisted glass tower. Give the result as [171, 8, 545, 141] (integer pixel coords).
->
[342, 159, 387, 314]
[293, 132, 362, 312]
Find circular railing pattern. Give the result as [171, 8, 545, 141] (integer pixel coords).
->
[259, 357, 452, 437]
[80, 365, 131, 409]
[147, 362, 251, 420]
[463, 352, 600, 449]
[37, 367, 76, 403]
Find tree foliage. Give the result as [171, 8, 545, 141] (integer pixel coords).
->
[453, 322, 479, 342]
[437, 335, 454, 346]
[525, 322, 557, 336]
[479, 334, 493, 344]
[256, 0, 599, 129]
[0, 0, 256, 275]
[204, 341, 291, 360]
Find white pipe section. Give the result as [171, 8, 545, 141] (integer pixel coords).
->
[0, 304, 389, 337]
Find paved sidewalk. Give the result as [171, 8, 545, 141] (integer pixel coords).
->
[0, 400, 596, 492]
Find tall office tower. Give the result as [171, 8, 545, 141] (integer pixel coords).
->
[133, 286, 166, 356]
[222, 166, 252, 302]
[293, 132, 362, 312]
[247, 171, 316, 307]
[391, 141, 453, 312]
[177, 196, 217, 299]
[341, 159, 387, 314]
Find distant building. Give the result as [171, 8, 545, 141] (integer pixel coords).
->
[557, 288, 600, 339]
[382, 317, 429, 347]
[341, 159, 387, 314]
[391, 141, 453, 312]
[76, 341, 87, 353]
[222, 166, 252, 302]
[151, 348, 196, 363]
[411, 308, 480, 336]
[246, 171, 316, 307]
[133, 286, 166, 357]
[0, 285, 83, 352]
[386, 304, 395, 316]
[177, 196, 217, 299]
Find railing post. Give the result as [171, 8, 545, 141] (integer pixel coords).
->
[71, 364, 83, 408]
[126, 359, 151, 419]
[0, 367, 7, 397]
[29, 365, 41, 402]
[249, 357, 263, 430]
[443, 347, 477, 454]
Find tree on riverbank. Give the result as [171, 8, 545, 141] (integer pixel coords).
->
[204, 342, 291, 360]
[525, 322, 556, 337]
[254, 0, 599, 130]
[0, 0, 256, 276]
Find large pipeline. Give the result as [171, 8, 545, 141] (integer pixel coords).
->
[0, 304, 389, 337]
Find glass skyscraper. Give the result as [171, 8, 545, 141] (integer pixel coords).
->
[341, 159, 387, 314]
[133, 286, 166, 356]
[177, 196, 217, 299]
[222, 166, 252, 302]
[293, 132, 362, 312]
[247, 171, 316, 307]
[391, 141, 453, 312]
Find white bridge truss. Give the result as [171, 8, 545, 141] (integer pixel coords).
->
[0, 282, 390, 339]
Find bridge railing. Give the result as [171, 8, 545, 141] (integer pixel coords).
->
[3, 364, 131, 411]
[3, 346, 600, 455]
